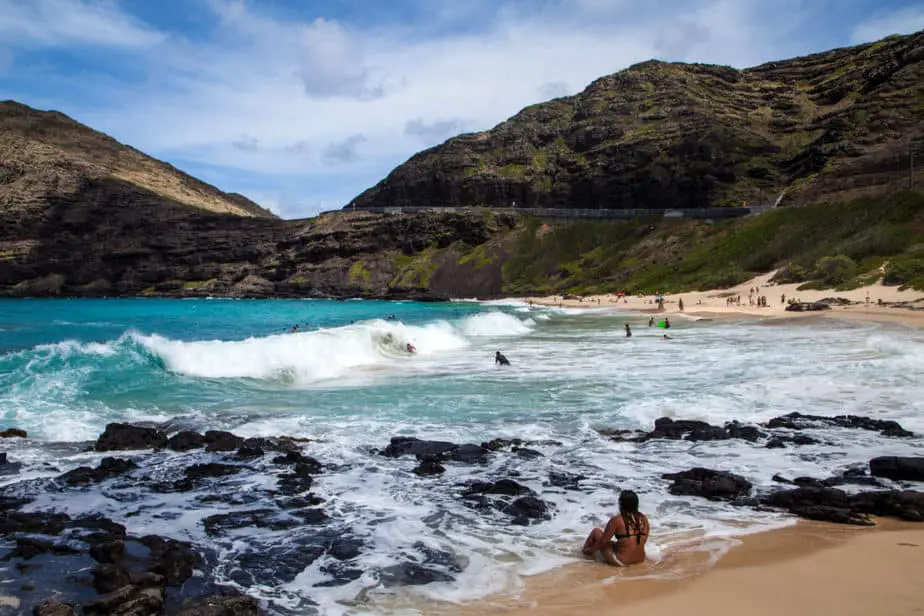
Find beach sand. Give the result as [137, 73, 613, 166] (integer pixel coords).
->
[442, 520, 924, 616]
[524, 272, 924, 329]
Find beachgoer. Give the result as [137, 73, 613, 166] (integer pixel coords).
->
[625, 323, 632, 338]
[781, 294, 786, 305]
[495, 351, 511, 366]
[664, 317, 671, 329]
[582, 490, 650, 567]
[678, 298, 684, 311]
[663, 334, 672, 340]
[648, 317, 655, 327]
[406, 343, 416, 354]
[291, 325, 299, 333]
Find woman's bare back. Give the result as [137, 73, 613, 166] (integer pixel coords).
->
[612, 513, 649, 565]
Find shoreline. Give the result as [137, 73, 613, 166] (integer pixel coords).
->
[438, 519, 924, 616]
[521, 271, 924, 330]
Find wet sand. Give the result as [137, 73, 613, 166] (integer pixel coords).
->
[442, 520, 924, 616]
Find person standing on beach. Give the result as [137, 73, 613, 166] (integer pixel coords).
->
[582, 490, 649, 567]
[678, 298, 684, 311]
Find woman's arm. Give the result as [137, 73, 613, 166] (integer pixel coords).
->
[587, 516, 622, 552]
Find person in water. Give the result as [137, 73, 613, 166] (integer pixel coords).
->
[406, 343, 416, 354]
[625, 323, 632, 337]
[495, 351, 510, 366]
[582, 490, 649, 567]
[648, 317, 655, 327]
[663, 317, 671, 329]
[290, 324, 299, 333]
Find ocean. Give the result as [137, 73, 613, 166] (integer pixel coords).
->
[1, 298, 923, 614]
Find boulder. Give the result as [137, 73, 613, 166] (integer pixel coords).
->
[204, 430, 245, 452]
[382, 436, 457, 458]
[271, 452, 322, 473]
[185, 463, 245, 481]
[462, 479, 534, 497]
[95, 423, 167, 452]
[139, 535, 199, 584]
[446, 444, 489, 463]
[172, 596, 263, 616]
[413, 456, 446, 476]
[33, 601, 78, 616]
[0, 427, 27, 438]
[82, 584, 165, 616]
[504, 496, 551, 525]
[58, 457, 138, 486]
[662, 468, 752, 501]
[869, 457, 924, 482]
[765, 413, 913, 437]
[649, 417, 729, 442]
[165, 430, 206, 451]
[549, 471, 585, 490]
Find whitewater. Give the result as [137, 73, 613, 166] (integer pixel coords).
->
[1, 298, 923, 614]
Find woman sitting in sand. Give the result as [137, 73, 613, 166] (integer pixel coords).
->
[581, 490, 649, 567]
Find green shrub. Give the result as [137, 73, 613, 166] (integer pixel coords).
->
[812, 255, 857, 287]
[883, 253, 924, 289]
[771, 263, 809, 284]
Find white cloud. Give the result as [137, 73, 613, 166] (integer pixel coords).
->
[2, 0, 889, 216]
[0, 0, 164, 48]
[851, 6, 924, 44]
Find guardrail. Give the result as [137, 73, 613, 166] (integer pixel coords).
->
[333, 206, 758, 220]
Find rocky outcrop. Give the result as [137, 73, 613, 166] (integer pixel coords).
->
[351, 32, 924, 211]
[95, 423, 168, 452]
[662, 468, 753, 501]
[869, 457, 924, 482]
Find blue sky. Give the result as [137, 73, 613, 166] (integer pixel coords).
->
[2, 0, 923, 218]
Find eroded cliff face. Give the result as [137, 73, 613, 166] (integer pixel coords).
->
[0, 180, 518, 298]
[0, 100, 519, 299]
[351, 32, 924, 211]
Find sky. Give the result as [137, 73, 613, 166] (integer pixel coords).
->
[1, 0, 923, 218]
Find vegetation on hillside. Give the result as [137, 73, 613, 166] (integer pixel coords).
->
[498, 191, 924, 295]
[353, 32, 923, 213]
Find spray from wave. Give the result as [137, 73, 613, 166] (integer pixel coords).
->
[2, 312, 533, 387]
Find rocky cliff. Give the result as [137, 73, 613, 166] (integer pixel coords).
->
[351, 31, 924, 210]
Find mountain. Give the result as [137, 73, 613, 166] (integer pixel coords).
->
[0, 100, 274, 220]
[351, 31, 924, 211]
[1, 33, 923, 300]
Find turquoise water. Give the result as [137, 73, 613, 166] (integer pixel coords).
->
[1, 298, 923, 613]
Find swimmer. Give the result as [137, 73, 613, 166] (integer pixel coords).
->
[582, 489, 649, 567]
[625, 323, 632, 337]
[495, 351, 511, 366]
[663, 334, 672, 340]
[406, 343, 416, 354]
[290, 324, 299, 333]
[648, 317, 655, 327]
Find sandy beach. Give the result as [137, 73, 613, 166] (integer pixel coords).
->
[440, 520, 924, 616]
[524, 272, 924, 329]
